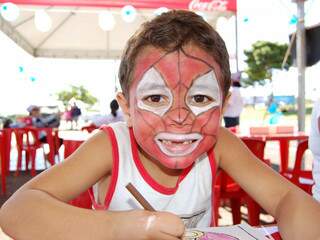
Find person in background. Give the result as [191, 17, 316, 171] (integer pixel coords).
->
[223, 74, 244, 128]
[26, 105, 62, 153]
[309, 98, 320, 201]
[63, 105, 73, 129]
[108, 99, 124, 124]
[91, 99, 124, 127]
[70, 102, 82, 129]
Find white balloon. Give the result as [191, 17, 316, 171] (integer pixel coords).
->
[34, 9, 52, 32]
[154, 7, 169, 16]
[1, 2, 20, 22]
[121, 5, 137, 23]
[98, 11, 115, 31]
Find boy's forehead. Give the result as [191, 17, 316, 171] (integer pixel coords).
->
[132, 45, 220, 89]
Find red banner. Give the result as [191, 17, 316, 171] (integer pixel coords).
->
[0, 0, 237, 12]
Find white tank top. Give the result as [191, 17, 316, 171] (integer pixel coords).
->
[90, 122, 217, 227]
[309, 99, 320, 201]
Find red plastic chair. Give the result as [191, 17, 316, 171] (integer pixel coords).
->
[0, 131, 7, 195]
[281, 139, 313, 194]
[81, 124, 98, 133]
[63, 140, 92, 209]
[14, 127, 58, 176]
[217, 138, 267, 226]
[0, 129, 13, 195]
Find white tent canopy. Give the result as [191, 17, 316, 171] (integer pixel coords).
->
[0, 0, 236, 59]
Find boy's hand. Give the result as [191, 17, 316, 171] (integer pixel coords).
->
[111, 210, 185, 240]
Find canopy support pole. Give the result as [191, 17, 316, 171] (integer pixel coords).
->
[294, 0, 306, 132]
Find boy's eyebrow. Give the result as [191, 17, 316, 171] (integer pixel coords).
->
[139, 82, 166, 89]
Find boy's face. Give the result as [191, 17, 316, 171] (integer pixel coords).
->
[126, 45, 223, 169]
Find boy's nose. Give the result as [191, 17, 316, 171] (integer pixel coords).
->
[164, 107, 193, 126]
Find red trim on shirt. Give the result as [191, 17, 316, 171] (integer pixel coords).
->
[103, 127, 120, 208]
[208, 147, 217, 226]
[129, 128, 193, 195]
[88, 126, 119, 209]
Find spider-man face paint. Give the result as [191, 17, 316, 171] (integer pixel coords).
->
[129, 46, 222, 169]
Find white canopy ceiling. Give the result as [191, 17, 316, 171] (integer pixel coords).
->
[0, 1, 235, 59]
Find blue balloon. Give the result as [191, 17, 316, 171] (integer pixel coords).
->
[289, 15, 298, 25]
[30, 76, 36, 82]
[18, 66, 24, 73]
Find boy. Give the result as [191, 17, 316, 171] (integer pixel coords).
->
[1, 10, 320, 240]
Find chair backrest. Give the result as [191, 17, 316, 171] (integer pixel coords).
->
[0, 131, 5, 169]
[293, 139, 308, 172]
[282, 139, 313, 194]
[241, 138, 266, 160]
[291, 139, 312, 181]
[14, 128, 39, 148]
[81, 124, 97, 133]
[0, 129, 13, 163]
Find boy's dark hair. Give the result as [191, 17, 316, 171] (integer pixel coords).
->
[119, 10, 231, 102]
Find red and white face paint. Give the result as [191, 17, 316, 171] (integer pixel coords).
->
[129, 46, 222, 169]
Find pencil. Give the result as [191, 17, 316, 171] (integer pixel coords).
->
[126, 183, 185, 239]
[126, 183, 155, 211]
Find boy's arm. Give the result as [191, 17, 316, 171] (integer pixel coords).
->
[216, 128, 320, 240]
[0, 130, 184, 240]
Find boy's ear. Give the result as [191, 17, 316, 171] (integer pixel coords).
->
[116, 92, 132, 127]
[221, 92, 231, 115]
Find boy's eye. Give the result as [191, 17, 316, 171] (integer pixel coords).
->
[149, 95, 161, 102]
[189, 95, 213, 106]
[143, 95, 169, 107]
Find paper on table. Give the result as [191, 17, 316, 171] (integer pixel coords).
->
[184, 223, 268, 240]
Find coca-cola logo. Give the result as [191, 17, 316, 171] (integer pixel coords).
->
[188, 0, 228, 12]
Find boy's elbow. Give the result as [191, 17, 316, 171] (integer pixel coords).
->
[0, 201, 17, 236]
[0, 190, 32, 235]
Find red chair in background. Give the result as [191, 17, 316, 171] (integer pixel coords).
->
[0, 132, 4, 194]
[63, 139, 91, 209]
[14, 127, 58, 176]
[281, 139, 313, 194]
[217, 138, 267, 226]
[0, 129, 13, 195]
[81, 124, 98, 133]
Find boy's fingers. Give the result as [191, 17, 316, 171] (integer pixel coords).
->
[153, 212, 185, 238]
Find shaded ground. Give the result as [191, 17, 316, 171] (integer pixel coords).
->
[0, 171, 43, 207]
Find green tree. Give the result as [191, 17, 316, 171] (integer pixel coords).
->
[56, 85, 97, 107]
[243, 41, 292, 87]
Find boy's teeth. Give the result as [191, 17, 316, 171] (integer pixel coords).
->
[162, 140, 193, 145]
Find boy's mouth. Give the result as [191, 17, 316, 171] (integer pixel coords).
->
[155, 133, 203, 157]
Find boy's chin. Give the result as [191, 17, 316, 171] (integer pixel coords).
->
[157, 155, 198, 170]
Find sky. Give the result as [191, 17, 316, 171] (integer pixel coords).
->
[0, 0, 320, 116]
